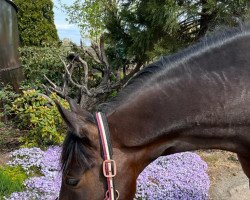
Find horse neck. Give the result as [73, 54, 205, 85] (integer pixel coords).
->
[105, 34, 250, 169]
[107, 71, 250, 164]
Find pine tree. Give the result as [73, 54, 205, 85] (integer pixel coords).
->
[105, 0, 249, 62]
[63, 0, 249, 64]
[13, 0, 59, 46]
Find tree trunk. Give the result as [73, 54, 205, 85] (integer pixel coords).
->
[198, 0, 217, 38]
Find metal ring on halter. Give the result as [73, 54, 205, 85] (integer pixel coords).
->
[105, 190, 119, 200]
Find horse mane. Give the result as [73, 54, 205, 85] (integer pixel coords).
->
[99, 24, 250, 114]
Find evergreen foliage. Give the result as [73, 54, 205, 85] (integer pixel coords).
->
[105, 0, 249, 62]
[13, 0, 59, 46]
[63, 0, 249, 64]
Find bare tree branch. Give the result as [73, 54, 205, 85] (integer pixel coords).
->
[99, 34, 110, 69]
[37, 92, 54, 105]
[77, 56, 89, 85]
[64, 63, 81, 88]
[44, 75, 58, 89]
[42, 84, 66, 98]
[63, 63, 93, 96]
[83, 47, 102, 64]
[91, 41, 102, 62]
[43, 34, 144, 110]
[121, 62, 143, 85]
[92, 66, 104, 75]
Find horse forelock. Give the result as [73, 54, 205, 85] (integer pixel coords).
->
[61, 131, 96, 174]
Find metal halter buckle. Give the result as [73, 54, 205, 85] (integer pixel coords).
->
[103, 160, 117, 178]
[105, 190, 120, 200]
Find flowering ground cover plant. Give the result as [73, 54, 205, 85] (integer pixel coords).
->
[6, 146, 61, 200]
[135, 153, 210, 200]
[4, 147, 210, 200]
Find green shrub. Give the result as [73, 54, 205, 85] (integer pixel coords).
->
[0, 166, 27, 198]
[19, 46, 70, 86]
[0, 84, 20, 120]
[12, 90, 69, 147]
[13, 0, 59, 47]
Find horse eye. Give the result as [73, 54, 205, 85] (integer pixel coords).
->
[65, 178, 79, 186]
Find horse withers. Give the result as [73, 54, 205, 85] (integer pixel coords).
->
[57, 26, 250, 200]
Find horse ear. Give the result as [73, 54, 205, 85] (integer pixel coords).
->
[67, 98, 92, 117]
[67, 98, 81, 113]
[55, 101, 92, 138]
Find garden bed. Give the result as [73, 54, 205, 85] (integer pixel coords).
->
[0, 123, 249, 200]
[1, 147, 209, 200]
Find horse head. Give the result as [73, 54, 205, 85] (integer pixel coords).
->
[56, 99, 138, 200]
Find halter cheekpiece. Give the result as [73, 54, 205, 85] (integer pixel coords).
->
[96, 112, 119, 200]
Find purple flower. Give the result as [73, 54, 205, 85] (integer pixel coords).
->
[135, 152, 210, 199]
[40, 146, 61, 178]
[5, 146, 62, 200]
[7, 147, 44, 174]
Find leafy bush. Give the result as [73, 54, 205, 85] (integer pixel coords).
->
[12, 90, 69, 147]
[0, 84, 20, 120]
[6, 147, 210, 200]
[0, 166, 27, 198]
[19, 46, 70, 86]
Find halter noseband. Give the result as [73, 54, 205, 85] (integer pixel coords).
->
[96, 112, 119, 200]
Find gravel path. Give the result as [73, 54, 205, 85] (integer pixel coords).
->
[198, 150, 250, 200]
[210, 166, 249, 200]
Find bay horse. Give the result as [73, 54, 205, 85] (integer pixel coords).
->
[56, 26, 250, 200]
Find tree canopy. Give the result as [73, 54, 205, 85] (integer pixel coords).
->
[106, 0, 249, 62]
[13, 0, 59, 46]
[63, 0, 249, 64]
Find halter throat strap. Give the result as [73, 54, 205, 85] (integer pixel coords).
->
[96, 112, 119, 200]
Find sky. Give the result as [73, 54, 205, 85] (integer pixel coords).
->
[53, 0, 82, 45]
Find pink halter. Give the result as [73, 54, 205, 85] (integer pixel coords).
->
[96, 112, 119, 200]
